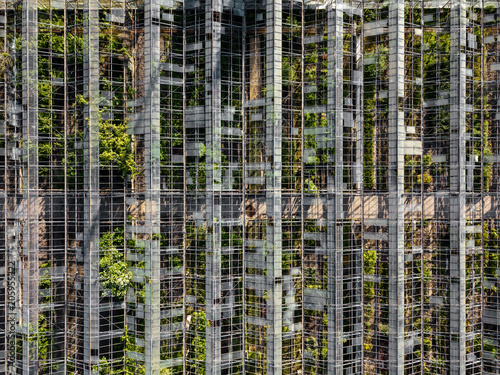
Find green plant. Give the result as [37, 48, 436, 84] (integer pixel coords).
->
[37, 314, 50, 364]
[99, 114, 136, 177]
[99, 228, 133, 299]
[100, 250, 132, 299]
[189, 310, 208, 375]
[0, 50, 13, 73]
[304, 178, 318, 195]
[364, 249, 377, 299]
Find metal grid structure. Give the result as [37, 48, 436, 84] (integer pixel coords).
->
[0, 0, 500, 374]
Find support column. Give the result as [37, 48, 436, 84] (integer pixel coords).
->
[21, 0, 38, 373]
[353, 11, 364, 373]
[327, 2, 343, 374]
[205, 0, 222, 372]
[387, 0, 405, 373]
[449, 1, 466, 373]
[5, 5, 23, 375]
[265, 0, 282, 373]
[83, 0, 100, 372]
[144, 0, 161, 372]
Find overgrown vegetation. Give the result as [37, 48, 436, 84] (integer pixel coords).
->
[2, 3, 498, 374]
[99, 227, 133, 300]
[99, 115, 136, 177]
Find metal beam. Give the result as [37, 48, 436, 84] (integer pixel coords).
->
[266, 0, 283, 372]
[144, 0, 162, 372]
[83, 0, 100, 372]
[21, 0, 38, 373]
[205, 0, 223, 372]
[327, 1, 344, 373]
[449, 1, 466, 373]
[387, 0, 405, 373]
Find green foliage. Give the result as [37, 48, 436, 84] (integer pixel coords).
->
[186, 224, 207, 304]
[363, 51, 387, 189]
[364, 250, 377, 299]
[99, 227, 133, 300]
[189, 311, 208, 375]
[378, 323, 389, 335]
[37, 314, 50, 363]
[35, 15, 136, 184]
[39, 262, 53, 305]
[364, 52, 388, 81]
[364, 250, 377, 274]
[476, 117, 493, 191]
[99, 114, 136, 177]
[76, 94, 89, 105]
[187, 143, 229, 190]
[404, 152, 434, 191]
[188, 143, 207, 189]
[38, 82, 59, 179]
[92, 357, 113, 374]
[304, 178, 318, 195]
[94, 325, 156, 374]
[26, 314, 51, 370]
[100, 251, 132, 299]
[363, 114, 375, 189]
[0, 50, 13, 73]
[123, 326, 145, 374]
[35, 14, 83, 187]
[304, 336, 327, 364]
[484, 224, 499, 282]
[423, 31, 451, 137]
